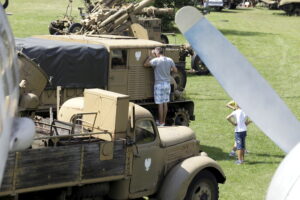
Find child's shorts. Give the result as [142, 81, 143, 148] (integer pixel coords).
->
[235, 131, 247, 150]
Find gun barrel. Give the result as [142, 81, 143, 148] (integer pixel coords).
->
[133, 0, 155, 14]
[140, 7, 175, 16]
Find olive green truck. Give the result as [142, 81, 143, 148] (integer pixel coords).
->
[16, 34, 194, 126]
[1, 89, 225, 200]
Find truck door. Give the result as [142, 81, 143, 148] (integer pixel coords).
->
[108, 49, 128, 95]
[130, 119, 164, 194]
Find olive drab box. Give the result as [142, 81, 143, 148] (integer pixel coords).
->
[83, 89, 129, 140]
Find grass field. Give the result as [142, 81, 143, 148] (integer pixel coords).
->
[6, 1, 300, 199]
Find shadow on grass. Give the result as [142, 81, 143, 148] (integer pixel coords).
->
[272, 12, 288, 16]
[220, 10, 238, 13]
[246, 160, 282, 165]
[186, 71, 212, 77]
[219, 29, 273, 36]
[253, 153, 285, 159]
[201, 144, 230, 161]
[221, 8, 254, 13]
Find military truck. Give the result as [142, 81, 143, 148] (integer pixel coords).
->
[0, 89, 225, 200]
[16, 34, 194, 126]
[278, 0, 300, 15]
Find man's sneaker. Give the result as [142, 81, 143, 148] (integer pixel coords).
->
[229, 151, 236, 157]
[156, 120, 160, 126]
[235, 160, 243, 165]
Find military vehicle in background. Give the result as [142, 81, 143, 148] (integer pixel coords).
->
[223, 0, 241, 8]
[0, 88, 226, 200]
[49, 0, 173, 44]
[49, 0, 209, 74]
[259, 0, 280, 9]
[16, 34, 195, 126]
[278, 0, 300, 15]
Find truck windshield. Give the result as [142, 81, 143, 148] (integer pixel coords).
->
[135, 120, 156, 144]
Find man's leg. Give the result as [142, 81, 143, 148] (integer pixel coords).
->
[158, 104, 164, 124]
[162, 102, 168, 124]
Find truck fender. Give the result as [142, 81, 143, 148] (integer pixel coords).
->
[157, 155, 225, 200]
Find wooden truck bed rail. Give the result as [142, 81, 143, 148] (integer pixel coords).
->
[0, 139, 127, 196]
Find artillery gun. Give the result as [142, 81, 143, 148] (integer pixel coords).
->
[278, 0, 300, 15]
[49, 0, 173, 43]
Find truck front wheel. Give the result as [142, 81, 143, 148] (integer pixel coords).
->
[185, 170, 219, 200]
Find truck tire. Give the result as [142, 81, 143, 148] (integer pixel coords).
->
[172, 66, 186, 91]
[185, 170, 219, 200]
[191, 54, 209, 75]
[161, 34, 169, 44]
[173, 108, 190, 126]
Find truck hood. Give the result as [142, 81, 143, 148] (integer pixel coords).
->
[158, 126, 196, 147]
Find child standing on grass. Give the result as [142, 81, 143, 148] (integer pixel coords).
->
[226, 104, 251, 165]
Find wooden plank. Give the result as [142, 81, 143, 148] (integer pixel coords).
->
[82, 140, 126, 179]
[15, 145, 81, 189]
[1, 140, 127, 195]
[0, 153, 15, 192]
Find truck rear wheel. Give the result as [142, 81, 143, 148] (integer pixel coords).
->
[172, 66, 186, 91]
[185, 170, 219, 200]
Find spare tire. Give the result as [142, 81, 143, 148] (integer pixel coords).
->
[172, 65, 186, 91]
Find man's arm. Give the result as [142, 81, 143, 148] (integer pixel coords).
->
[144, 50, 156, 67]
[226, 100, 236, 110]
[144, 56, 153, 67]
[246, 117, 252, 126]
[226, 114, 237, 126]
[170, 58, 178, 73]
[171, 65, 178, 73]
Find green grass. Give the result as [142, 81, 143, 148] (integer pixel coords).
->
[6, 2, 300, 199]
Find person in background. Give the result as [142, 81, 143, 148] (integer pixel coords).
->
[226, 100, 238, 156]
[144, 47, 177, 126]
[227, 104, 251, 164]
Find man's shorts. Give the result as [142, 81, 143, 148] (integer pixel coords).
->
[235, 131, 247, 150]
[154, 82, 171, 104]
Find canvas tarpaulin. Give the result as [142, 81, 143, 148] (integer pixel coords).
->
[16, 37, 109, 89]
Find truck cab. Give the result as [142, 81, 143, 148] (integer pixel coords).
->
[57, 89, 226, 200]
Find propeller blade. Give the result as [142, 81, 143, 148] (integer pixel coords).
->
[175, 6, 300, 153]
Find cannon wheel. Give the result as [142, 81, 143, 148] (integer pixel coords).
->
[191, 54, 210, 75]
[48, 22, 58, 35]
[69, 23, 83, 34]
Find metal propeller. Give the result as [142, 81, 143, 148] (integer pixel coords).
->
[175, 6, 300, 154]
[175, 6, 300, 200]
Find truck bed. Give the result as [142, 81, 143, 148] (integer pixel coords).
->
[0, 121, 127, 196]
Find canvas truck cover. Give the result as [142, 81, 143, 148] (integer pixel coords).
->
[15, 37, 109, 89]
